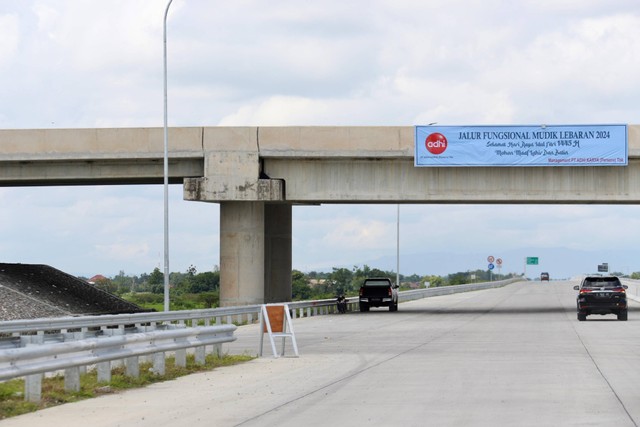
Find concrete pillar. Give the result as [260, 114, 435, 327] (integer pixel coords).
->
[265, 203, 292, 303]
[219, 201, 293, 306]
[220, 201, 265, 306]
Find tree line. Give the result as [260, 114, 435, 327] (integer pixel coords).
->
[85, 265, 220, 310]
[86, 264, 518, 311]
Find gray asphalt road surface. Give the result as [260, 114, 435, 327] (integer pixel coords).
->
[3, 280, 639, 427]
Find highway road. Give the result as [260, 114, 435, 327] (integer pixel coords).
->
[3, 280, 640, 427]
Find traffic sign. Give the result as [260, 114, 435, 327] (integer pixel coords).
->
[487, 256, 495, 263]
[526, 257, 538, 265]
[496, 258, 503, 265]
[488, 263, 495, 270]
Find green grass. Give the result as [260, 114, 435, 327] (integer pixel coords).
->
[0, 353, 254, 420]
[121, 292, 218, 312]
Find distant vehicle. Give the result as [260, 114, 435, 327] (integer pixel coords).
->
[359, 277, 398, 312]
[540, 272, 550, 281]
[573, 276, 628, 321]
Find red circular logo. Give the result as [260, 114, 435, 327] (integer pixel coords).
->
[425, 133, 448, 155]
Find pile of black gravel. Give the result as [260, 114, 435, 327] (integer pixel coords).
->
[0, 263, 149, 321]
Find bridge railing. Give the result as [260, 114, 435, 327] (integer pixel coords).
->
[620, 278, 640, 302]
[0, 278, 521, 338]
[399, 278, 520, 302]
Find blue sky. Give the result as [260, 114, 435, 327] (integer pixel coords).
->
[2, 1, 640, 279]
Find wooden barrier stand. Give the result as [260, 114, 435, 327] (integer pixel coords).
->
[259, 304, 299, 358]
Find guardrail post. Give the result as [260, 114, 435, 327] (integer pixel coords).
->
[152, 352, 165, 375]
[97, 361, 111, 383]
[125, 356, 140, 378]
[25, 373, 42, 403]
[175, 348, 187, 367]
[64, 367, 81, 392]
[195, 346, 206, 365]
[212, 343, 222, 358]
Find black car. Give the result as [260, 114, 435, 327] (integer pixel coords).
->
[573, 276, 628, 321]
[359, 277, 399, 312]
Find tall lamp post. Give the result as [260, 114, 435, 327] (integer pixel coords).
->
[396, 204, 400, 288]
[162, 0, 174, 312]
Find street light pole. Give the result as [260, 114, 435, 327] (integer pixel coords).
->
[162, 0, 174, 312]
[396, 204, 400, 288]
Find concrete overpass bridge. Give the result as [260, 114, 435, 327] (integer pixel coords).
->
[2, 126, 640, 305]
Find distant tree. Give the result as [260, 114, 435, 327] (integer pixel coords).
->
[187, 264, 197, 276]
[292, 270, 312, 300]
[94, 276, 117, 294]
[448, 271, 471, 286]
[403, 273, 422, 283]
[188, 271, 220, 293]
[149, 267, 163, 285]
[148, 267, 164, 294]
[421, 275, 444, 287]
[328, 267, 353, 295]
[197, 291, 219, 308]
[112, 270, 131, 294]
[349, 264, 397, 292]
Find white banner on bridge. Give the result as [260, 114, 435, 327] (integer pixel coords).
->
[414, 124, 628, 167]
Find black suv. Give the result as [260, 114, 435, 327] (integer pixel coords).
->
[573, 276, 628, 321]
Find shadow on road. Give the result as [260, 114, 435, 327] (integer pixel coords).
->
[364, 305, 640, 315]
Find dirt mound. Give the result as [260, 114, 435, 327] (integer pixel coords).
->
[0, 263, 149, 321]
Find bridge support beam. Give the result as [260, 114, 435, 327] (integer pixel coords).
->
[264, 203, 292, 303]
[219, 201, 291, 306]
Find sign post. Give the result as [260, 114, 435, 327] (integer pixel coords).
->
[524, 256, 539, 277]
[487, 256, 495, 281]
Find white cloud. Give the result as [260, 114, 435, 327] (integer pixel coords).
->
[0, 14, 19, 68]
[94, 241, 150, 261]
[2, 0, 640, 277]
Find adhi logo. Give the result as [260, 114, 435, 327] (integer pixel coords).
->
[425, 132, 448, 155]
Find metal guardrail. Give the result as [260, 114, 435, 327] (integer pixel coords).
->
[399, 278, 520, 302]
[0, 278, 519, 402]
[0, 299, 353, 338]
[0, 324, 236, 403]
[0, 305, 262, 336]
[0, 278, 520, 337]
[620, 278, 640, 302]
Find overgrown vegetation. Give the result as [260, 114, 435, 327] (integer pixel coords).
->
[88, 264, 518, 310]
[0, 353, 254, 420]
